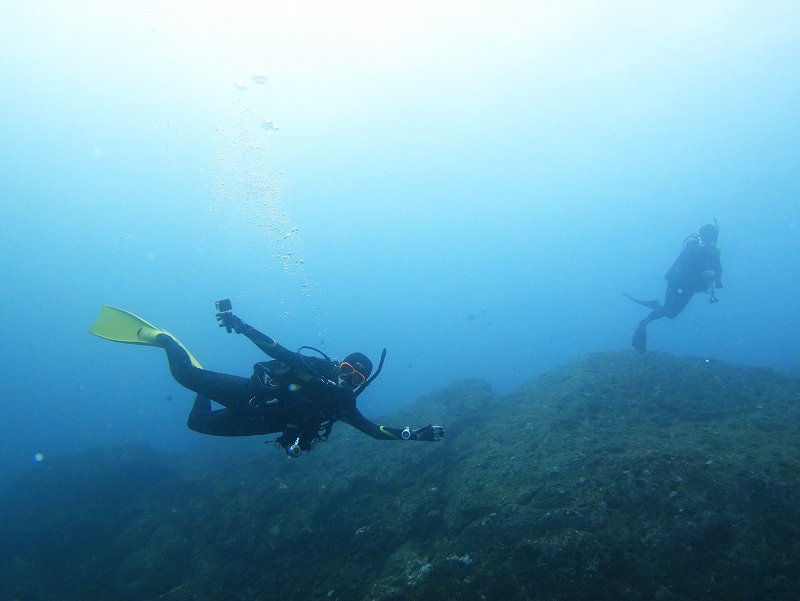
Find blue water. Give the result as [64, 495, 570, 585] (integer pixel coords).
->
[1, 2, 799, 484]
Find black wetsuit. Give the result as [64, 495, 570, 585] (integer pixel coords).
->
[156, 323, 410, 452]
[628, 232, 723, 353]
[656, 237, 723, 320]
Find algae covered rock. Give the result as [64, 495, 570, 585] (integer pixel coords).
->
[2, 352, 799, 601]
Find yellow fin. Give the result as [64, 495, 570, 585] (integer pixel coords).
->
[89, 305, 203, 368]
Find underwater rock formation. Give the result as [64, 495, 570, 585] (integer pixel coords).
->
[2, 351, 799, 601]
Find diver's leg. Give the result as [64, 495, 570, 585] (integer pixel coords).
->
[663, 287, 693, 319]
[639, 282, 685, 326]
[186, 395, 238, 435]
[157, 335, 251, 409]
[639, 306, 664, 328]
[631, 302, 666, 353]
[186, 394, 283, 437]
[186, 394, 213, 432]
[631, 285, 692, 352]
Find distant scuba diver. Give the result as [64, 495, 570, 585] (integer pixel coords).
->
[89, 301, 444, 457]
[624, 222, 723, 353]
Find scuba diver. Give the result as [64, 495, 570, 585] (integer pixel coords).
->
[624, 222, 723, 353]
[89, 301, 445, 457]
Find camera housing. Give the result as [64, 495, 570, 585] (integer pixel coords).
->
[215, 298, 232, 313]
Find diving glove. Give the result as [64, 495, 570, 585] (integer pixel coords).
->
[412, 424, 445, 442]
[216, 311, 246, 334]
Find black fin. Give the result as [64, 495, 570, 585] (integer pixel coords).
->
[632, 325, 647, 353]
[623, 292, 659, 310]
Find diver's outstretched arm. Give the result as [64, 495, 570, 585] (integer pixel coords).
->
[216, 312, 297, 364]
[341, 407, 445, 441]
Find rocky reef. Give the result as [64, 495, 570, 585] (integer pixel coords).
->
[2, 351, 799, 600]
